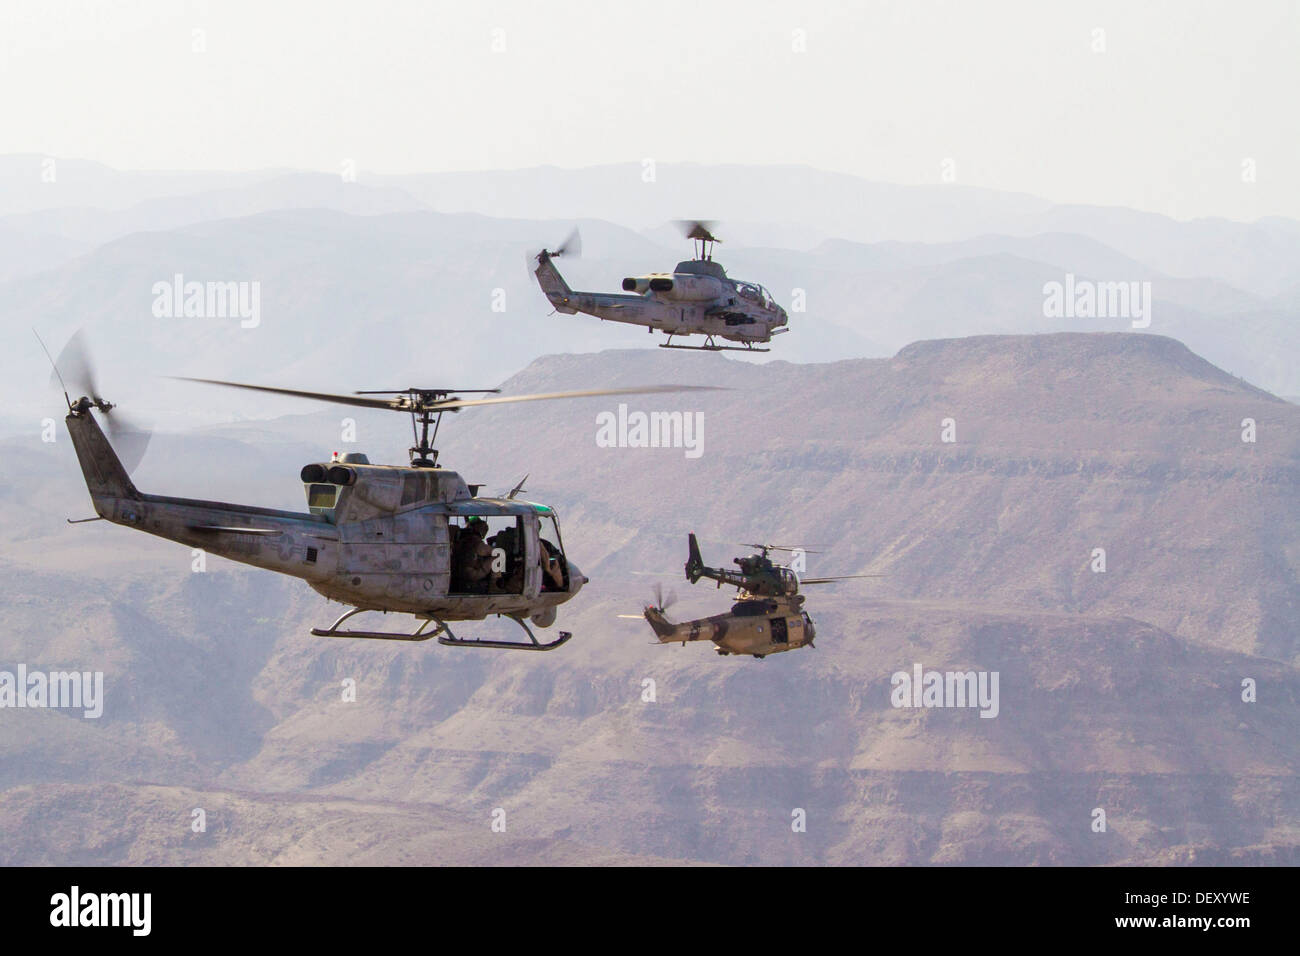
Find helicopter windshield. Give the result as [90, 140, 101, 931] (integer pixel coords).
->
[734, 281, 773, 307]
[540, 514, 569, 593]
[778, 567, 799, 595]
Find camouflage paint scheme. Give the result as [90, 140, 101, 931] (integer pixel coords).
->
[642, 534, 818, 658]
[65, 399, 586, 630]
[645, 597, 816, 659]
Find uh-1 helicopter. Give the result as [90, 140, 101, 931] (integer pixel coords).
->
[45, 331, 716, 651]
[634, 535, 880, 659]
[532, 220, 789, 352]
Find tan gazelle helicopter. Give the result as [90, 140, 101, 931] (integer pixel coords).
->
[533, 221, 789, 352]
[631, 535, 880, 659]
[45, 331, 716, 651]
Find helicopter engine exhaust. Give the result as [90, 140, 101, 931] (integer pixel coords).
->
[327, 465, 356, 485]
[648, 277, 674, 292]
[622, 277, 650, 293]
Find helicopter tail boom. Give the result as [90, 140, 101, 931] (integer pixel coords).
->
[644, 607, 725, 645]
[66, 404, 139, 503]
[534, 252, 650, 322]
[534, 252, 579, 314]
[66, 405, 338, 581]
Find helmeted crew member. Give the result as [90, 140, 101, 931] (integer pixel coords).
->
[488, 525, 521, 593]
[540, 539, 565, 591]
[452, 517, 494, 592]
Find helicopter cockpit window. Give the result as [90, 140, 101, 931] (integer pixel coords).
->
[539, 515, 569, 593]
[306, 483, 339, 516]
[778, 567, 799, 595]
[449, 516, 526, 595]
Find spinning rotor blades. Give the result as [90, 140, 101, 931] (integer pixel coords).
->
[676, 220, 721, 244]
[45, 329, 152, 474]
[174, 378, 723, 413]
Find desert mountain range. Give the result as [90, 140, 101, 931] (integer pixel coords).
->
[2, 331, 1295, 865]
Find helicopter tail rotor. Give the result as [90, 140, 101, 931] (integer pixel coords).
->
[43, 329, 152, 474]
[537, 228, 582, 263]
[650, 582, 677, 614]
[617, 586, 678, 639]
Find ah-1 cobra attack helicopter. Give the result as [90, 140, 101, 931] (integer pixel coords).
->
[45, 331, 716, 651]
[533, 221, 789, 352]
[633, 535, 879, 659]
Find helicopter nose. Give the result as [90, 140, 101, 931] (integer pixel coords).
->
[567, 563, 588, 596]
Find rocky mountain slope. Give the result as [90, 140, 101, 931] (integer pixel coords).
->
[1, 332, 1295, 864]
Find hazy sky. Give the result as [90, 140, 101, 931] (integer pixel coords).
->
[1, 0, 1296, 221]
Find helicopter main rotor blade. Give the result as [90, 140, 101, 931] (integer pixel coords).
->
[675, 220, 721, 244]
[174, 378, 726, 413]
[798, 574, 887, 584]
[740, 542, 823, 554]
[173, 378, 404, 410]
[429, 384, 721, 412]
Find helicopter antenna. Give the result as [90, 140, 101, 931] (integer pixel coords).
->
[33, 329, 71, 410]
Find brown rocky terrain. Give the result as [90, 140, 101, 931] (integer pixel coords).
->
[1, 332, 1296, 864]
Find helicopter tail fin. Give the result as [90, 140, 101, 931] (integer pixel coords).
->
[533, 252, 579, 314]
[685, 532, 704, 583]
[65, 406, 139, 503]
[643, 606, 678, 640]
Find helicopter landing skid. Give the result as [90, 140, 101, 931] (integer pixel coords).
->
[659, 334, 769, 353]
[310, 607, 439, 641]
[311, 608, 571, 650]
[436, 614, 572, 652]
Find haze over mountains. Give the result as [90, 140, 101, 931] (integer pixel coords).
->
[1, 159, 1297, 865]
[1, 158, 1298, 437]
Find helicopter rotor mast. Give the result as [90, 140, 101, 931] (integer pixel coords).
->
[353, 387, 501, 468]
[676, 220, 721, 262]
[739, 542, 822, 560]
